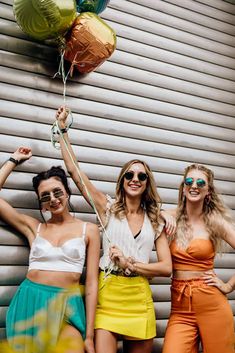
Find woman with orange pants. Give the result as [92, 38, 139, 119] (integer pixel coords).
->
[163, 164, 235, 353]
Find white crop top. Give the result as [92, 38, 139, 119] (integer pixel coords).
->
[99, 196, 164, 270]
[28, 223, 87, 273]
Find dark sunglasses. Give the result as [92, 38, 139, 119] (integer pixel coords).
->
[124, 171, 148, 182]
[40, 189, 64, 203]
[184, 177, 206, 188]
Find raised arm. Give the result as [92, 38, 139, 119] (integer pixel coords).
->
[56, 106, 107, 224]
[0, 147, 38, 243]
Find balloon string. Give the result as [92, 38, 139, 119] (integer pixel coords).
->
[53, 50, 71, 104]
[52, 52, 115, 277]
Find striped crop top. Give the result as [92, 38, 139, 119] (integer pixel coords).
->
[170, 238, 215, 271]
[28, 223, 87, 273]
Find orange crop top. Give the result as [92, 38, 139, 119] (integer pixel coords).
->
[170, 238, 215, 271]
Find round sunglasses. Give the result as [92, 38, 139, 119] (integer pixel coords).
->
[40, 189, 64, 203]
[124, 171, 148, 182]
[184, 177, 206, 188]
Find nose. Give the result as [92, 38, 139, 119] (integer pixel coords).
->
[132, 173, 139, 182]
[49, 191, 57, 201]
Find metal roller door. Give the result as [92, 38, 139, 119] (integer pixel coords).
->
[0, 1, 234, 352]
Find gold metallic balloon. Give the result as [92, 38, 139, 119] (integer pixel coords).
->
[64, 12, 116, 74]
[13, 0, 77, 41]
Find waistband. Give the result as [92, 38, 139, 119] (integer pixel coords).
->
[171, 277, 207, 312]
[23, 278, 81, 294]
[100, 269, 139, 278]
[172, 277, 206, 284]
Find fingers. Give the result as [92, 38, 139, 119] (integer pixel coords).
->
[164, 216, 177, 236]
[203, 271, 224, 289]
[14, 147, 32, 161]
[55, 105, 68, 121]
[17, 146, 31, 154]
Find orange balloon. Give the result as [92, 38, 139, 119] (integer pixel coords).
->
[64, 12, 116, 74]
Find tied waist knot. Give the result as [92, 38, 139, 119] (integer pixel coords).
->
[177, 282, 193, 312]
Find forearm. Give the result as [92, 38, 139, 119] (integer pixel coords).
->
[85, 281, 98, 339]
[59, 132, 104, 210]
[226, 275, 235, 292]
[0, 159, 16, 190]
[130, 260, 172, 278]
[59, 132, 80, 179]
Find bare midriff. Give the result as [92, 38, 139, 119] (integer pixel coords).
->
[173, 269, 208, 280]
[27, 270, 81, 288]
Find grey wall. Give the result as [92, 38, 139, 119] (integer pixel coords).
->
[0, 0, 235, 352]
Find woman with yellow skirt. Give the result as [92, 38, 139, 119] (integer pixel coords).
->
[56, 106, 174, 353]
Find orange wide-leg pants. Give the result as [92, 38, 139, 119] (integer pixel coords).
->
[163, 278, 235, 353]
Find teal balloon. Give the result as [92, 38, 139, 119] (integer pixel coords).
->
[13, 0, 77, 41]
[76, 0, 110, 14]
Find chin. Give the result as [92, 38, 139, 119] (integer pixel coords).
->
[188, 197, 202, 203]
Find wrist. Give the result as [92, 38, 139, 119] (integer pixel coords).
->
[8, 157, 20, 166]
[226, 282, 233, 292]
[58, 126, 68, 134]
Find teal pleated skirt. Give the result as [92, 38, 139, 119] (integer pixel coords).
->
[6, 278, 86, 353]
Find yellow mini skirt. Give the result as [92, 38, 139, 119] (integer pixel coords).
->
[95, 271, 156, 340]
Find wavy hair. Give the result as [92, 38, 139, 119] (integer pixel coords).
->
[111, 159, 162, 234]
[176, 164, 234, 252]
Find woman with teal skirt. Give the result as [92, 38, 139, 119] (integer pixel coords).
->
[0, 147, 100, 353]
[56, 106, 173, 353]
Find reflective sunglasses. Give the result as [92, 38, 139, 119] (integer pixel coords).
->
[40, 189, 64, 203]
[184, 177, 206, 188]
[124, 171, 148, 182]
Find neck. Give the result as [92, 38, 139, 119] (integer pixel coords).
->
[125, 196, 143, 215]
[49, 210, 74, 224]
[186, 201, 204, 221]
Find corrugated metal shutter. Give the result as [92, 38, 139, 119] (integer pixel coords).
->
[0, 0, 234, 352]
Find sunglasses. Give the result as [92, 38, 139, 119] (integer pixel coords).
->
[124, 171, 148, 182]
[40, 189, 64, 203]
[184, 177, 206, 188]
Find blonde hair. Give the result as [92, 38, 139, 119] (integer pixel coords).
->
[176, 164, 234, 252]
[111, 159, 162, 234]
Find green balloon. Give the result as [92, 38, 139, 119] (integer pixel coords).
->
[13, 0, 77, 41]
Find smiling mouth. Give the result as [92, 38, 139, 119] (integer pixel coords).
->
[129, 184, 141, 188]
[50, 202, 61, 209]
[189, 191, 200, 196]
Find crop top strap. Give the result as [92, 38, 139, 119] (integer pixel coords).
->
[36, 223, 42, 236]
[82, 222, 87, 239]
